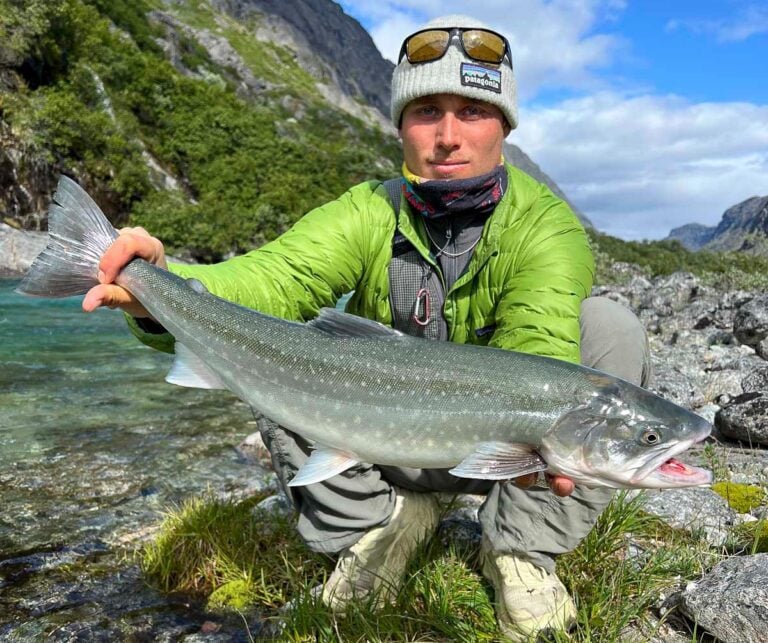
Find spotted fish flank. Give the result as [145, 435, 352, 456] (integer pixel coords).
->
[18, 177, 714, 490]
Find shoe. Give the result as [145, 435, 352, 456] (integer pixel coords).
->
[481, 549, 576, 641]
[321, 489, 441, 610]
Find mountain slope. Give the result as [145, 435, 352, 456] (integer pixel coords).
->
[0, 0, 401, 260]
[667, 195, 768, 255]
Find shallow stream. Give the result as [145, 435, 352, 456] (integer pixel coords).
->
[0, 279, 272, 639]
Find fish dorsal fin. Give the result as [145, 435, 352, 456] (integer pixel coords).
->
[449, 442, 547, 480]
[166, 343, 227, 390]
[288, 446, 360, 486]
[307, 308, 405, 338]
[186, 278, 209, 294]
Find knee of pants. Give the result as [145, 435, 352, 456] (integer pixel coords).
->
[580, 296, 652, 387]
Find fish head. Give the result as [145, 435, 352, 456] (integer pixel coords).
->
[540, 380, 713, 489]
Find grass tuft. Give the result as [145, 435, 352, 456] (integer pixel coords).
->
[139, 493, 330, 610]
[556, 491, 719, 641]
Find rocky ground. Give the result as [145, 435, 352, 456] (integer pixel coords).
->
[592, 266, 768, 642]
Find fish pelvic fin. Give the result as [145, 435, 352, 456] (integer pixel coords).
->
[288, 446, 360, 486]
[16, 176, 118, 298]
[449, 442, 547, 480]
[166, 343, 227, 390]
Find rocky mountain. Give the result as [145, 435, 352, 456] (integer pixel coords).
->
[667, 195, 768, 254]
[210, 0, 394, 119]
[666, 222, 716, 250]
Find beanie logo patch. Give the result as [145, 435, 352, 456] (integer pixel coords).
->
[460, 63, 501, 94]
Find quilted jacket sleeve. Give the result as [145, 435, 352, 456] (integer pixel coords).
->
[127, 182, 381, 353]
[488, 181, 593, 364]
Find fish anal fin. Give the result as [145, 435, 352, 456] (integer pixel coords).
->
[165, 343, 226, 390]
[449, 442, 547, 480]
[288, 446, 360, 487]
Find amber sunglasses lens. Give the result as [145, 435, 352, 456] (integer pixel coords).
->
[461, 29, 506, 63]
[406, 30, 451, 62]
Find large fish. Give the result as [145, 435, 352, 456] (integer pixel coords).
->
[18, 177, 713, 489]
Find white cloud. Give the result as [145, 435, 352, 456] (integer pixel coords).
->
[666, 5, 768, 43]
[514, 93, 768, 239]
[341, 0, 628, 99]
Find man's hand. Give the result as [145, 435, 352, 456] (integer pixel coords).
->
[514, 473, 575, 497]
[82, 227, 167, 318]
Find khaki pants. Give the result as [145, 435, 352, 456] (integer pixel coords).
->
[258, 297, 651, 571]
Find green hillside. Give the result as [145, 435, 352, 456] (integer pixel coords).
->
[590, 229, 768, 290]
[0, 0, 401, 261]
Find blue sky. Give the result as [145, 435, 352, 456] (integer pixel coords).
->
[338, 0, 768, 239]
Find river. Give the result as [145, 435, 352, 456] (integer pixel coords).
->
[0, 279, 271, 639]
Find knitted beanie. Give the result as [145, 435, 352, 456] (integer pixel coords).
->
[390, 15, 518, 130]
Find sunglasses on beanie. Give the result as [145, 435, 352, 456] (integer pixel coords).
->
[398, 27, 513, 68]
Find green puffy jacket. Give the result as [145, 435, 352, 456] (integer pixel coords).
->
[128, 164, 594, 364]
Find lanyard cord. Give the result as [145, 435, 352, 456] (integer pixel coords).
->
[424, 222, 481, 258]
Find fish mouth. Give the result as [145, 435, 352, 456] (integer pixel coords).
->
[628, 436, 713, 487]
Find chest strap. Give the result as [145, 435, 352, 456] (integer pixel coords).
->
[383, 178, 447, 340]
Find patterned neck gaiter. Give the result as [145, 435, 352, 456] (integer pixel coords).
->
[401, 163, 508, 219]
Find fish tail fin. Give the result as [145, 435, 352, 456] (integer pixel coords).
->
[15, 176, 118, 298]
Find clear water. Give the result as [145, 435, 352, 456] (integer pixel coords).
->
[0, 279, 271, 637]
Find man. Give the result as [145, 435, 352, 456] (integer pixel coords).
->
[84, 15, 650, 640]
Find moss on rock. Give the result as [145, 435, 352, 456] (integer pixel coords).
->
[206, 578, 256, 611]
[712, 481, 766, 514]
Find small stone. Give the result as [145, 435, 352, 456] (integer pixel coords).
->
[200, 621, 221, 634]
[742, 364, 768, 393]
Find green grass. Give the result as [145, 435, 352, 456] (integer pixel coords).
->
[556, 492, 719, 641]
[139, 493, 331, 609]
[139, 491, 728, 641]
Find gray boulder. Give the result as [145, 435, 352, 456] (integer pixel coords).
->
[733, 294, 768, 349]
[759, 338, 768, 361]
[716, 392, 768, 446]
[680, 554, 768, 643]
[0, 223, 47, 276]
[636, 488, 737, 547]
[742, 364, 768, 393]
[638, 272, 701, 317]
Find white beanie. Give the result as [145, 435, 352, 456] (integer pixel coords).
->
[390, 15, 518, 129]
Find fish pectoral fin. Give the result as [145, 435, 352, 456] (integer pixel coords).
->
[449, 442, 547, 480]
[288, 446, 361, 487]
[308, 308, 406, 339]
[165, 343, 227, 390]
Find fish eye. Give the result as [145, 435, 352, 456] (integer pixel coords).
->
[641, 429, 661, 445]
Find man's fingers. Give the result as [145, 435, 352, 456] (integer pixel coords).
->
[83, 284, 147, 317]
[512, 473, 575, 497]
[512, 473, 538, 489]
[99, 230, 167, 284]
[547, 475, 575, 497]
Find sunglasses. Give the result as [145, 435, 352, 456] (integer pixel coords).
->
[398, 27, 513, 68]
